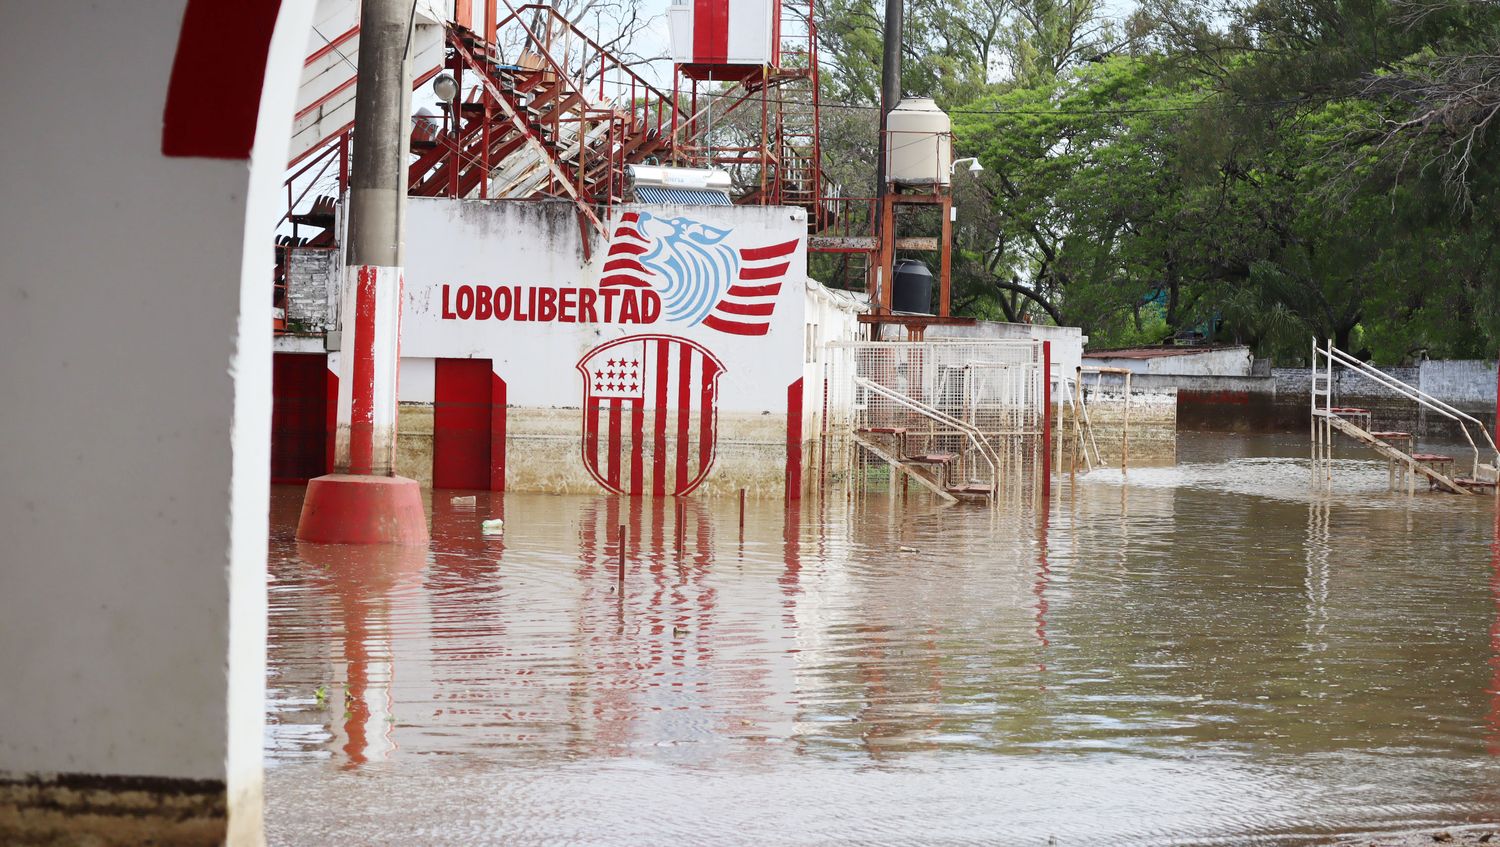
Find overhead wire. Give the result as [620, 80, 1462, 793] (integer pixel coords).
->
[572, 67, 1336, 118]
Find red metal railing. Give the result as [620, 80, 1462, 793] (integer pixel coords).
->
[813, 196, 877, 244]
[280, 131, 349, 229]
[492, 3, 673, 144]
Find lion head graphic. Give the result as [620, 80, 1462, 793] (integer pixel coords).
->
[635, 212, 740, 326]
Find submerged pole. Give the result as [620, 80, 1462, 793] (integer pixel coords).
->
[1072, 367, 1083, 476]
[297, 0, 428, 544]
[1041, 341, 1052, 497]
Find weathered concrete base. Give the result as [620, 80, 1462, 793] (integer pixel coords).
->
[0, 775, 226, 847]
[295, 474, 430, 544]
[394, 404, 435, 487]
[396, 404, 794, 496]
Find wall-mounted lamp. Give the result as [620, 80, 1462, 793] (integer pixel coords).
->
[951, 157, 984, 175]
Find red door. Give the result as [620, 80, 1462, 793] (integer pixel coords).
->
[433, 358, 494, 490]
[271, 352, 330, 483]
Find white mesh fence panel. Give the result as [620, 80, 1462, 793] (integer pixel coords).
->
[823, 340, 1046, 504]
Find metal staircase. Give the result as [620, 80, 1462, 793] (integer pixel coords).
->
[1311, 339, 1499, 495]
[828, 341, 1053, 505]
[850, 376, 1002, 503]
[406, 18, 678, 228]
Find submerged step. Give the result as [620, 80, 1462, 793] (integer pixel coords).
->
[905, 453, 959, 464]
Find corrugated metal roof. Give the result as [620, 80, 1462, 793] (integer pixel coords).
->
[632, 186, 733, 206]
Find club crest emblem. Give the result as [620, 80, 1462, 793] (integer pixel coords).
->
[577, 335, 725, 496]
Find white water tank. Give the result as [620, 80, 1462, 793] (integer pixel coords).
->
[886, 97, 952, 187]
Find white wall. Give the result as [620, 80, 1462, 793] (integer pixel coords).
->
[803, 281, 866, 437]
[401, 356, 438, 404]
[399, 198, 808, 415]
[0, 0, 312, 840]
[1418, 359, 1500, 405]
[1085, 346, 1252, 377]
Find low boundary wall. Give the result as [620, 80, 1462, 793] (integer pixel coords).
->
[1134, 360, 1499, 437]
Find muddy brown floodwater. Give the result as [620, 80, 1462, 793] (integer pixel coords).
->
[264, 432, 1500, 846]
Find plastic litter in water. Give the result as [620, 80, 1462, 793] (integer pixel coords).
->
[481, 518, 504, 534]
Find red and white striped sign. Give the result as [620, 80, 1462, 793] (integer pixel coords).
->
[670, 0, 779, 67]
[577, 335, 725, 496]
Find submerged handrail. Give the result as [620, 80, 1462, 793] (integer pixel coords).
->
[1321, 341, 1500, 477]
[852, 375, 1001, 492]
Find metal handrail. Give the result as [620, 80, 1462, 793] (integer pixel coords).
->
[1319, 340, 1500, 477]
[852, 375, 1001, 492]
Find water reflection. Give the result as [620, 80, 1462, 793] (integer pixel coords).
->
[266, 433, 1500, 844]
[1489, 505, 1500, 757]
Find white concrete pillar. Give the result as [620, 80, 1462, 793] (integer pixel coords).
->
[334, 265, 405, 475]
[0, 1, 312, 843]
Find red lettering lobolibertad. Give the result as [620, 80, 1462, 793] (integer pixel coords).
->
[441, 284, 662, 325]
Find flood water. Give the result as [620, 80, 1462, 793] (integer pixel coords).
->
[264, 433, 1500, 845]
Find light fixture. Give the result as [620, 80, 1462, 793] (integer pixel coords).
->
[951, 157, 984, 175]
[432, 73, 459, 102]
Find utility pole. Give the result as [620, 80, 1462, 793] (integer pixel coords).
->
[874, 0, 903, 198]
[297, 0, 429, 545]
[870, 0, 904, 315]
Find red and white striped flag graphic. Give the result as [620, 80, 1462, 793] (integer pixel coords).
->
[702, 238, 799, 337]
[601, 213, 654, 289]
[577, 335, 726, 496]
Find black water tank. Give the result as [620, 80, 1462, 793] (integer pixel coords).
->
[892, 259, 934, 314]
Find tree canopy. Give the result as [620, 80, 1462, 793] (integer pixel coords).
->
[813, 0, 1500, 362]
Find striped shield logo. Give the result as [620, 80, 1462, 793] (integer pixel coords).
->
[602, 211, 799, 336]
[577, 335, 726, 496]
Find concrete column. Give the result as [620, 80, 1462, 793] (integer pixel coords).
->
[297, 0, 429, 545]
[339, 0, 414, 477]
[333, 265, 405, 476]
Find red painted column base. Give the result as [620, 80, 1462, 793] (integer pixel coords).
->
[295, 474, 430, 545]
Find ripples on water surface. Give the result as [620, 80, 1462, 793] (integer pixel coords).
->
[265, 433, 1500, 845]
